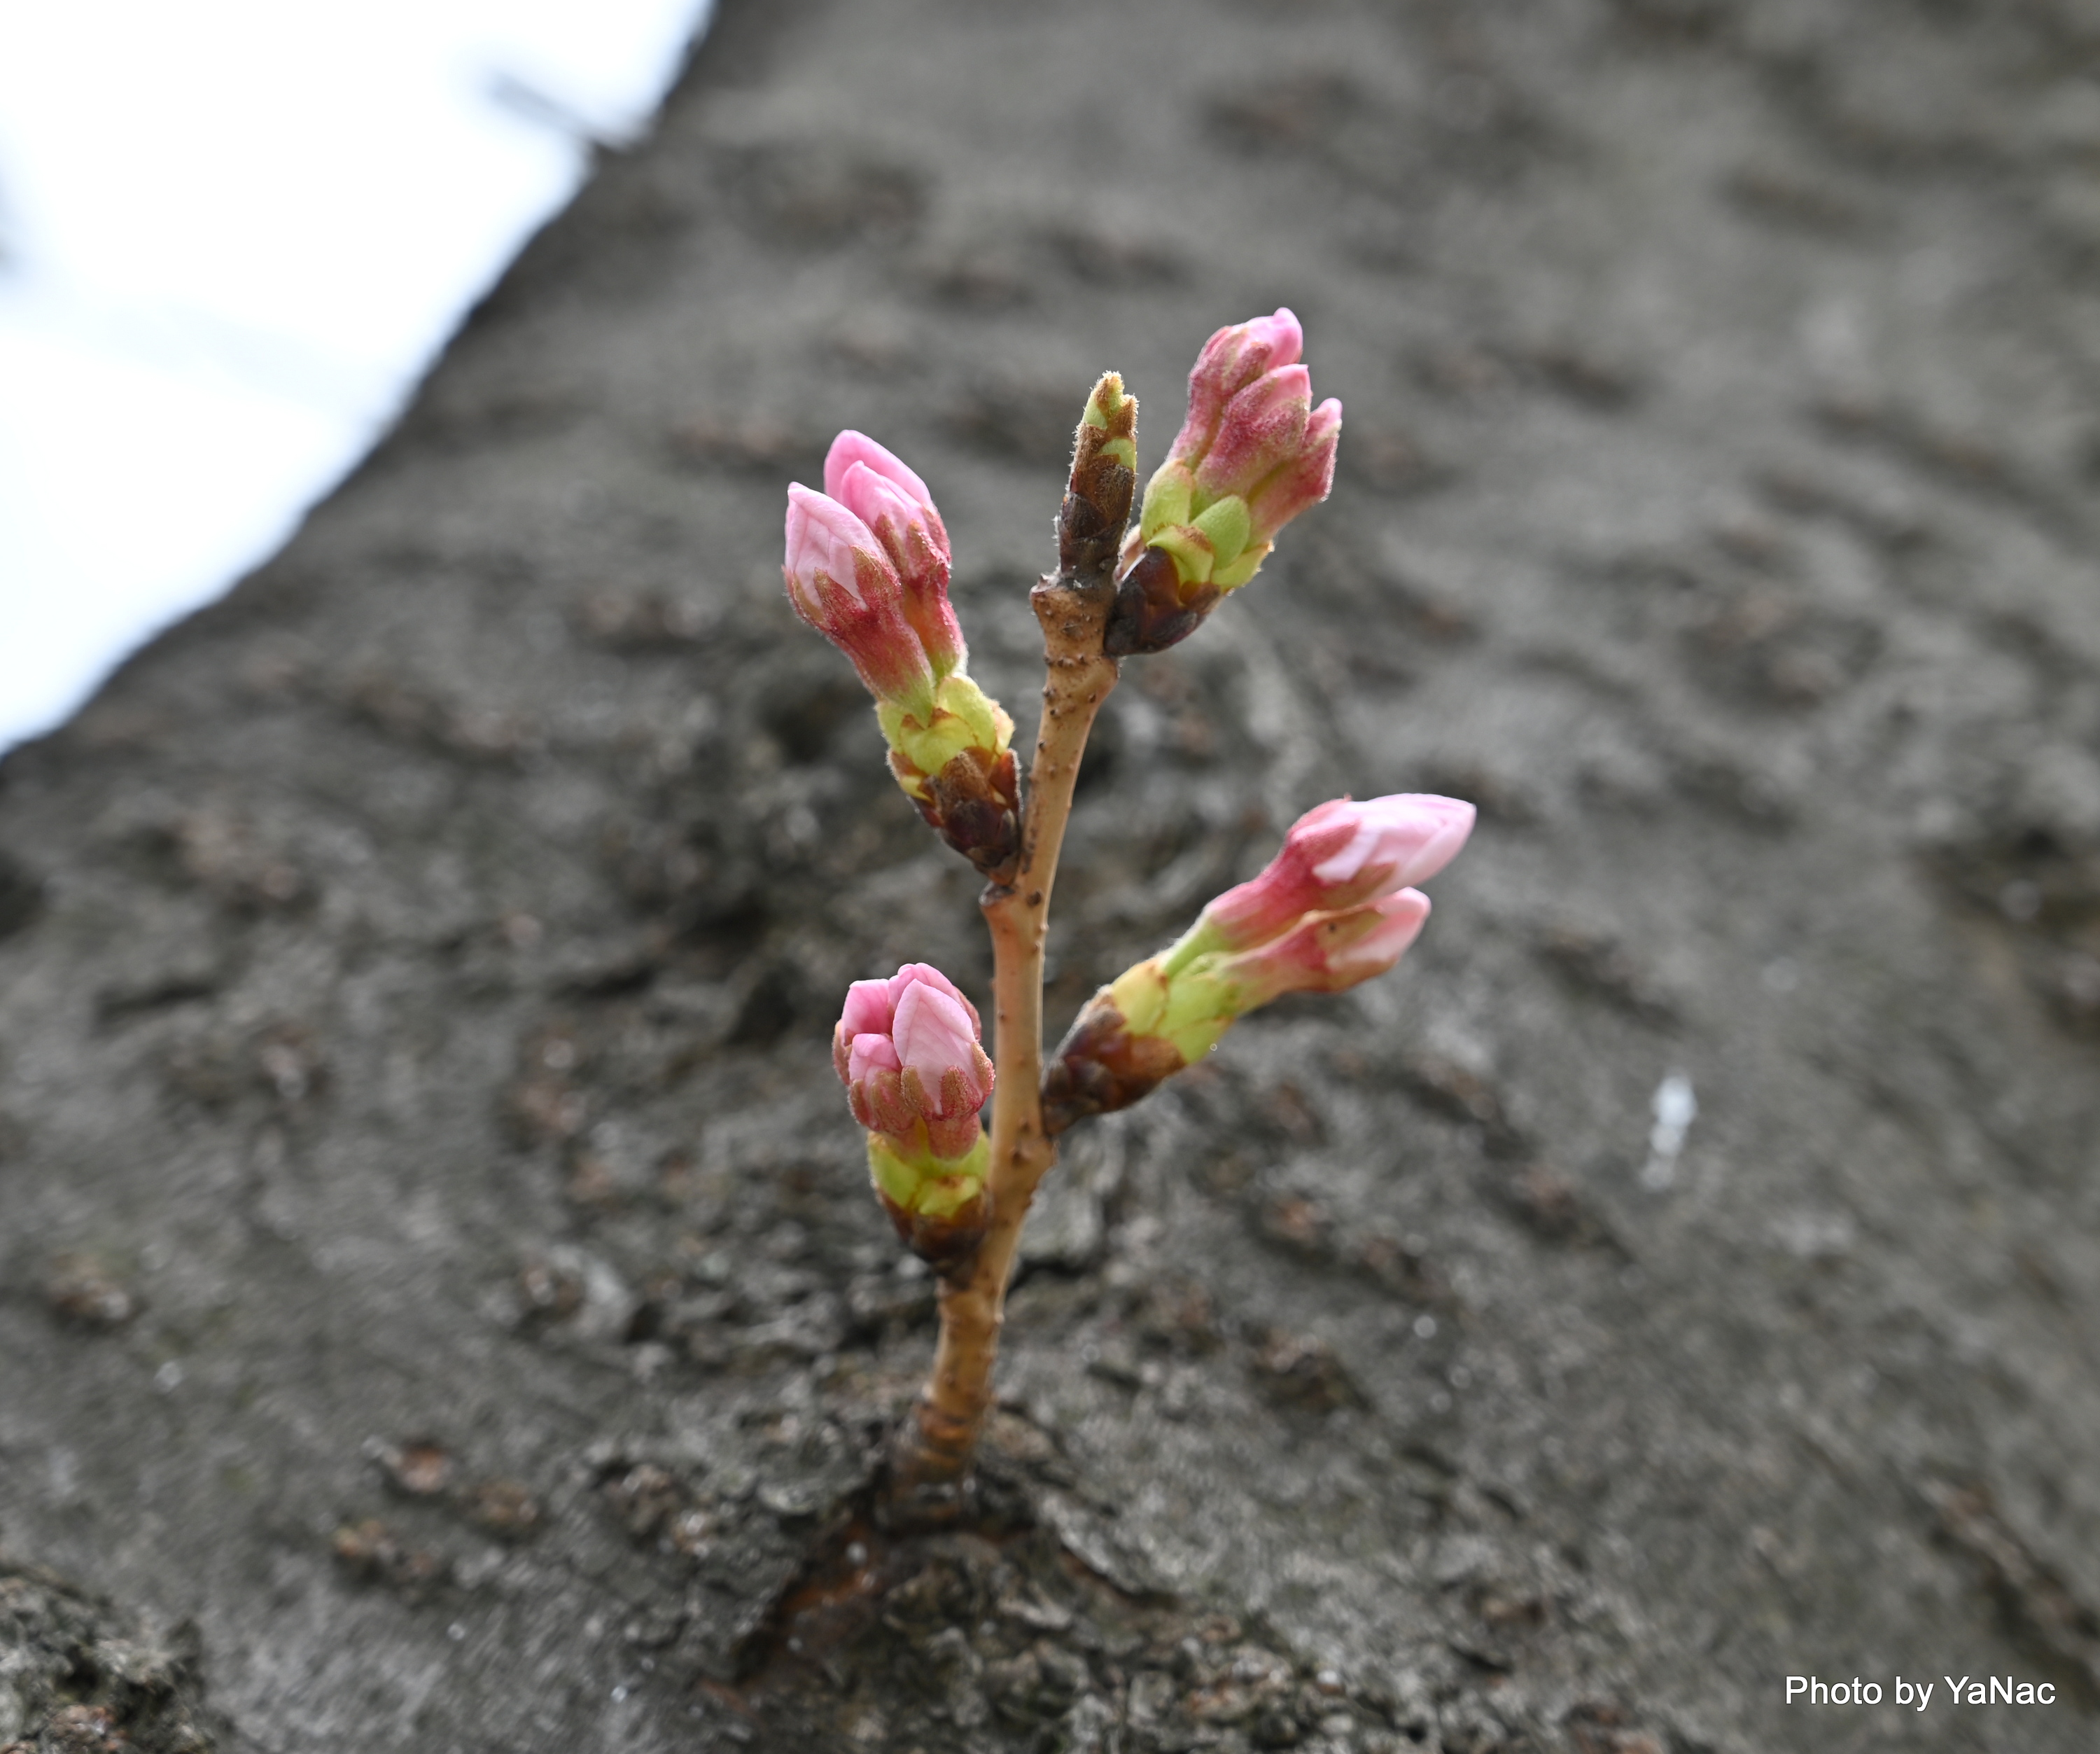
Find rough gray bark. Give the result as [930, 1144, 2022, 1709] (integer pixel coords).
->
[4, 0, 2099, 1749]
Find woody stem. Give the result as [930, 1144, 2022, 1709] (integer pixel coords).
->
[884, 573, 1121, 1507]
[880, 373, 1136, 1517]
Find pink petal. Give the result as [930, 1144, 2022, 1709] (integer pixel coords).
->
[1244, 397, 1340, 543]
[891, 982, 981, 1083]
[824, 430, 937, 515]
[886, 963, 980, 1036]
[1329, 889, 1432, 980]
[784, 484, 886, 611]
[847, 1031, 904, 1083]
[1194, 366, 1314, 503]
[1310, 795, 1475, 891]
[839, 977, 899, 1041]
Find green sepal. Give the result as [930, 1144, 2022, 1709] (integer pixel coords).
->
[1147, 524, 1216, 587]
[876, 672, 1014, 785]
[867, 1127, 990, 1218]
[1138, 464, 1196, 545]
[1190, 494, 1251, 571]
[1211, 541, 1270, 591]
[1082, 382, 1139, 468]
[937, 672, 1009, 751]
[1157, 915, 1231, 980]
[1107, 959, 1170, 1036]
[1107, 953, 1242, 1065]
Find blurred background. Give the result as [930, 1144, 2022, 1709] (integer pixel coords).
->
[0, 0, 716, 753]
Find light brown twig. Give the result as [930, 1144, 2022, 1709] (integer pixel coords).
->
[885, 376, 1135, 1512]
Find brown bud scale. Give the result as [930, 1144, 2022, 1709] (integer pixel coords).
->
[877, 1183, 990, 1274]
[891, 746, 1023, 884]
[1103, 545, 1222, 657]
[1040, 996, 1188, 1136]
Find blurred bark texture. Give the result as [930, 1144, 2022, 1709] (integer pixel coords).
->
[4, 1, 2100, 1750]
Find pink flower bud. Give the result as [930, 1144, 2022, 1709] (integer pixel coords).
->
[833, 963, 994, 1162]
[825, 431, 946, 537]
[1192, 363, 1312, 506]
[1196, 795, 1474, 954]
[834, 459, 964, 677]
[1245, 395, 1340, 545]
[1111, 312, 1340, 653]
[1169, 308, 1306, 470]
[1224, 888, 1433, 1009]
[783, 485, 933, 712]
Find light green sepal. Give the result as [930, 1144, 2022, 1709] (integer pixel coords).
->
[1156, 961, 1242, 1062]
[1138, 464, 1196, 545]
[1211, 541, 1270, 591]
[1107, 947, 1249, 1064]
[878, 672, 1013, 781]
[935, 673, 1009, 751]
[1148, 524, 1216, 586]
[867, 1128, 990, 1218]
[1158, 916, 1231, 980]
[1107, 959, 1171, 1037]
[1190, 495, 1251, 570]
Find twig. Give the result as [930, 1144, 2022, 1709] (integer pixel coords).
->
[885, 377, 1135, 1510]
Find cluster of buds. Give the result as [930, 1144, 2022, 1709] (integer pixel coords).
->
[785, 434, 1021, 881]
[1042, 795, 1474, 1132]
[834, 964, 996, 1269]
[1106, 309, 1341, 656]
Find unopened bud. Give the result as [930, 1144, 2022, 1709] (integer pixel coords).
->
[1172, 794, 1474, 965]
[1043, 793, 1470, 1134]
[1107, 309, 1340, 656]
[835, 965, 995, 1268]
[825, 432, 962, 678]
[1060, 373, 1139, 577]
[785, 444, 1022, 881]
[784, 485, 934, 713]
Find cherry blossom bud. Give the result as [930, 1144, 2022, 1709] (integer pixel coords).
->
[785, 452, 1021, 882]
[825, 433, 962, 678]
[783, 485, 933, 714]
[1107, 309, 1341, 656]
[1214, 887, 1432, 1012]
[1244, 394, 1340, 548]
[1169, 307, 1306, 470]
[1042, 793, 1469, 1135]
[1177, 795, 1474, 962]
[834, 965, 996, 1268]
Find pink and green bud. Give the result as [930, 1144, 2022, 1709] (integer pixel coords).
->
[1109, 888, 1431, 1063]
[1107, 309, 1341, 655]
[825, 432, 962, 678]
[785, 445, 1022, 882]
[1167, 794, 1474, 968]
[834, 964, 995, 1269]
[1042, 793, 1469, 1135]
[783, 484, 934, 714]
[834, 963, 995, 1158]
[1203, 887, 1432, 1018]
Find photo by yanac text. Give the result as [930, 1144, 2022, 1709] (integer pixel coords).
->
[1786, 1674, 2060, 1709]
